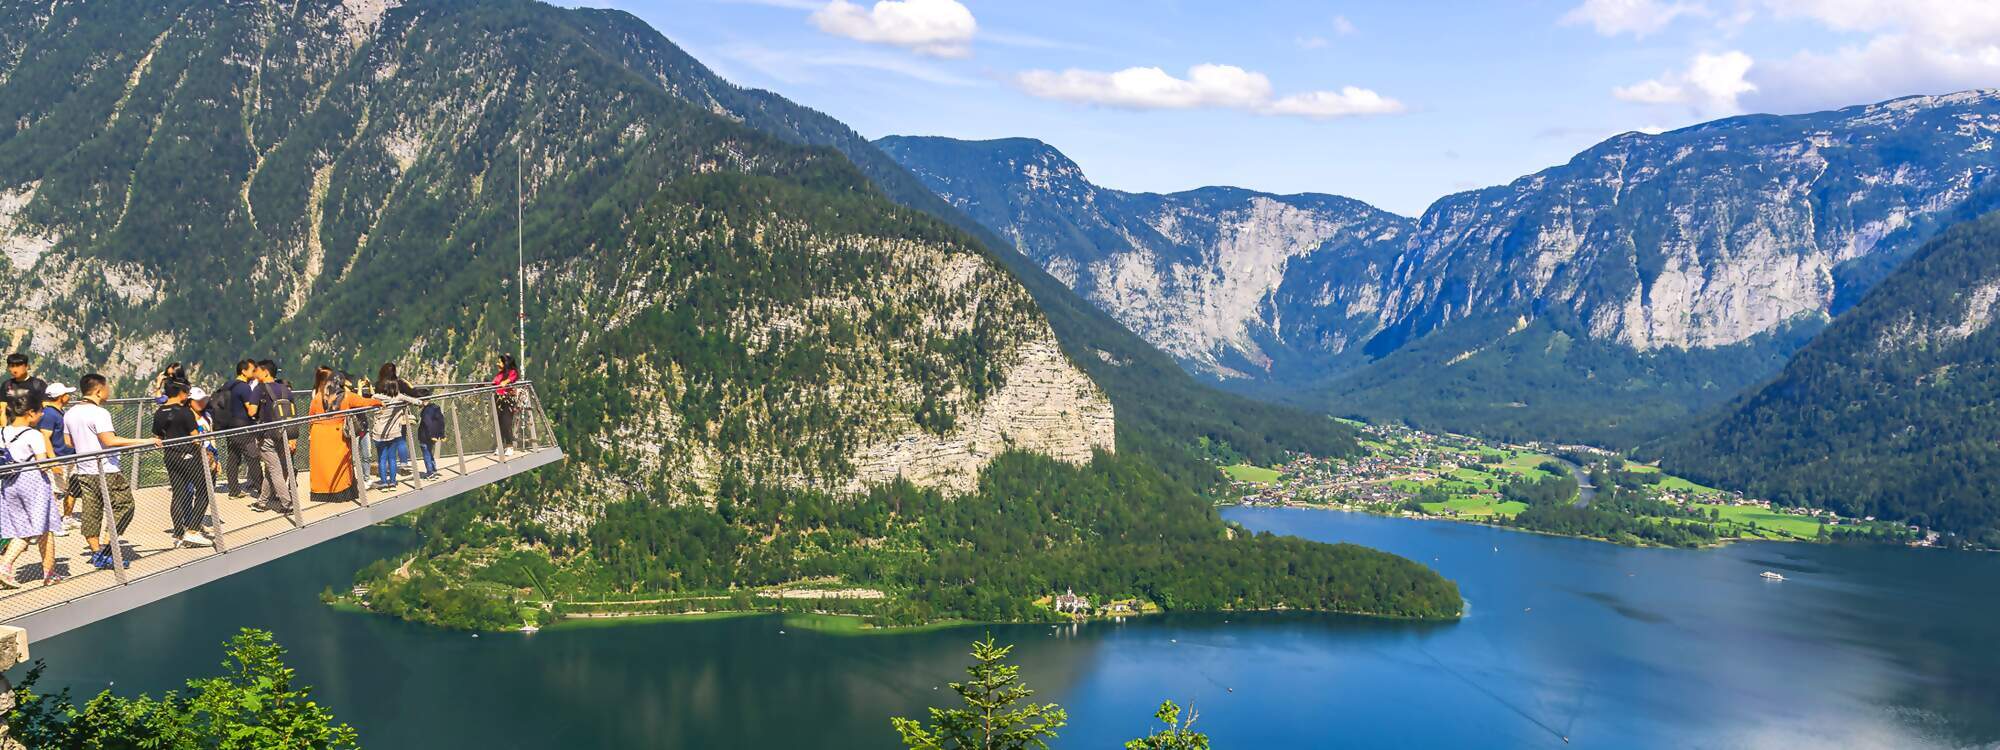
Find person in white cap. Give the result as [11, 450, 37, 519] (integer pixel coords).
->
[34, 383, 76, 535]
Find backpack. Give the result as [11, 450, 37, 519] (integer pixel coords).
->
[263, 382, 300, 438]
[209, 382, 245, 429]
[0, 428, 32, 486]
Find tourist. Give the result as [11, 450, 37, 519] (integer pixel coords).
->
[0, 393, 61, 587]
[65, 374, 158, 570]
[307, 373, 381, 503]
[492, 354, 520, 457]
[152, 383, 211, 548]
[216, 359, 262, 498]
[2, 353, 46, 413]
[250, 360, 296, 514]
[367, 380, 424, 489]
[415, 388, 444, 479]
[37, 383, 78, 537]
[189, 386, 224, 493]
[151, 362, 189, 399]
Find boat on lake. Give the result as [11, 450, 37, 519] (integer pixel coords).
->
[1760, 571, 1786, 581]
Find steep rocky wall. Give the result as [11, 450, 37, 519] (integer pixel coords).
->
[849, 337, 1114, 494]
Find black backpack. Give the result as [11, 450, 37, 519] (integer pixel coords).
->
[263, 382, 300, 438]
[209, 382, 244, 429]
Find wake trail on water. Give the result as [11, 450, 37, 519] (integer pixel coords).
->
[1416, 646, 1570, 745]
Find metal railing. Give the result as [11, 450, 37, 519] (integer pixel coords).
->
[0, 381, 551, 613]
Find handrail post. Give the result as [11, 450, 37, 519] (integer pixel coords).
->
[126, 406, 141, 491]
[449, 398, 467, 476]
[283, 427, 304, 528]
[488, 390, 506, 461]
[196, 437, 227, 553]
[522, 386, 540, 449]
[349, 414, 369, 507]
[404, 421, 421, 489]
[94, 457, 127, 584]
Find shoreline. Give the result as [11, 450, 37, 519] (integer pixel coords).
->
[1238, 500, 1799, 551]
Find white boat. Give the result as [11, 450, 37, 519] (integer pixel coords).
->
[1760, 571, 1786, 581]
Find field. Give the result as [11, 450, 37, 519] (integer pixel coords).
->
[1421, 496, 1529, 518]
[1221, 464, 1283, 484]
[1695, 503, 1825, 540]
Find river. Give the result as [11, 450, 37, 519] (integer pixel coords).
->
[22, 509, 1999, 748]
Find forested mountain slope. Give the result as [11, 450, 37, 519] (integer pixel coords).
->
[0, 0, 1447, 624]
[886, 95, 2000, 445]
[1660, 200, 2000, 546]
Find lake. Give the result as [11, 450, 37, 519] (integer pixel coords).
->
[22, 508, 2000, 748]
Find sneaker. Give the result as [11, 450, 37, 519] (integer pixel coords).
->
[0, 572, 19, 590]
[249, 501, 272, 512]
[55, 524, 71, 538]
[180, 532, 213, 548]
[89, 551, 112, 570]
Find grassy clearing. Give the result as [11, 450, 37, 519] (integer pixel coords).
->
[1422, 495, 1528, 518]
[1221, 464, 1283, 484]
[1697, 504, 1825, 540]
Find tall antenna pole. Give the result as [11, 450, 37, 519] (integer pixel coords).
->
[517, 144, 527, 376]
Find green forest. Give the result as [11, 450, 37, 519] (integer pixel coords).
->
[1660, 205, 2000, 547]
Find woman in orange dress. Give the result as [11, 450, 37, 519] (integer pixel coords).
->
[307, 368, 381, 503]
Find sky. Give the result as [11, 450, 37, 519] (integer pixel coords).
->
[561, 0, 2000, 216]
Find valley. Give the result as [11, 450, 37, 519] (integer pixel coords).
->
[1230, 420, 1928, 549]
[3, 0, 1999, 747]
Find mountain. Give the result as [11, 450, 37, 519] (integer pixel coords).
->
[1658, 195, 2000, 546]
[877, 136, 1411, 382]
[0, 0, 1452, 624]
[883, 93, 2000, 445]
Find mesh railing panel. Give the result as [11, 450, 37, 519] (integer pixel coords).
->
[0, 382, 547, 621]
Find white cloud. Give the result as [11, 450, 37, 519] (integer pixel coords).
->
[1333, 15, 1358, 36]
[809, 0, 976, 58]
[1750, 35, 2000, 112]
[1613, 50, 1757, 115]
[1015, 64, 1404, 119]
[1738, 0, 2000, 111]
[1561, 0, 1708, 37]
[1267, 87, 1407, 117]
[1762, 0, 2000, 48]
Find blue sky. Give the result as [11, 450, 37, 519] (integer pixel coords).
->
[564, 1, 2000, 216]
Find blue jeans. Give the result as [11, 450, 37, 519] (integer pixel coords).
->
[375, 437, 408, 485]
[420, 441, 437, 476]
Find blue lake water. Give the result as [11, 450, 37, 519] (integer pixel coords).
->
[22, 508, 1999, 748]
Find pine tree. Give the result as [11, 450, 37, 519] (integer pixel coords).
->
[892, 636, 1067, 750]
[1124, 701, 1210, 750]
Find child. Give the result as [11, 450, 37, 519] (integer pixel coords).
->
[415, 388, 445, 479]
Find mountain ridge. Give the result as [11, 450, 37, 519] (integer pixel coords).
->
[883, 89, 2000, 443]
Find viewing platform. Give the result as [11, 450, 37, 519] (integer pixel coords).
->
[0, 381, 561, 644]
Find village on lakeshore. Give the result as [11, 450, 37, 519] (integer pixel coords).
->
[1223, 421, 1941, 549]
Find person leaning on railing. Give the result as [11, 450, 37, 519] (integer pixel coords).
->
[63, 374, 160, 571]
[0, 393, 63, 587]
[306, 367, 381, 504]
[492, 354, 520, 457]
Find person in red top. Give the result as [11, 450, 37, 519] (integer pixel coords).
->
[492, 354, 520, 457]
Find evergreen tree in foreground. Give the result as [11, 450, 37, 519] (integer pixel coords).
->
[4, 629, 358, 749]
[893, 636, 1067, 750]
[1124, 701, 1210, 750]
[894, 638, 1217, 750]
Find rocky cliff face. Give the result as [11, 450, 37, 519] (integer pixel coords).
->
[0, 0, 1111, 509]
[877, 136, 1410, 381]
[1381, 91, 2000, 354]
[883, 92, 2000, 441]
